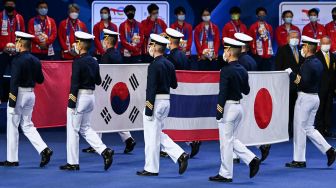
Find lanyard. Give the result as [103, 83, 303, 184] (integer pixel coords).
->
[310, 23, 318, 38]
[231, 21, 240, 33]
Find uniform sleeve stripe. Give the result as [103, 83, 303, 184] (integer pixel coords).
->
[146, 101, 153, 110]
[294, 75, 301, 84]
[9, 93, 16, 101]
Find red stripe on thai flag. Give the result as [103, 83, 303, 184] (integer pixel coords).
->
[163, 129, 219, 141]
[176, 70, 220, 83]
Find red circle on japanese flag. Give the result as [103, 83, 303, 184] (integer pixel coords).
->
[254, 88, 273, 129]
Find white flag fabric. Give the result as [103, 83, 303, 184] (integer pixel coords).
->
[91, 64, 148, 133]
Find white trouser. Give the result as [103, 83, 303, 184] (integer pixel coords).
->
[67, 93, 107, 165]
[293, 92, 331, 162]
[218, 103, 256, 179]
[7, 89, 48, 162]
[97, 131, 132, 142]
[143, 99, 185, 173]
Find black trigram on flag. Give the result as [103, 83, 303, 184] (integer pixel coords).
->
[129, 106, 139, 123]
[129, 74, 139, 91]
[101, 107, 112, 124]
[101, 74, 112, 91]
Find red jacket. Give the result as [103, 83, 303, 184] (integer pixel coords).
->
[249, 21, 274, 59]
[58, 18, 88, 59]
[325, 21, 336, 53]
[194, 22, 220, 58]
[119, 19, 143, 57]
[28, 16, 57, 55]
[140, 17, 167, 55]
[302, 22, 326, 40]
[93, 20, 118, 55]
[275, 24, 300, 47]
[170, 21, 193, 55]
[0, 10, 25, 51]
[222, 20, 248, 40]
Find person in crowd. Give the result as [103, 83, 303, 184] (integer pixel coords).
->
[249, 7, 274, 71]
[275, 10, 300, 47]
[325, 7, 336, 54]
[194, 8, 220, 71]
[302, 8, 326, 40]
[222, 6, 248, 39]
[58, 3, 88, 60]
[28, 0, 57, 60]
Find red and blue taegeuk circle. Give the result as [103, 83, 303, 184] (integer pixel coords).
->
[110, 82, 130, 115]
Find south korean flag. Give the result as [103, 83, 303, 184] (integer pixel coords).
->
[91, 64, 148, 133]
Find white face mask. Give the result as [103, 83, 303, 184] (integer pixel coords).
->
[289, 38, 299, 47]
[309, 16, 318, 22]
[223, 49, 229, 62]
[177, 15, 185, 21]
[74, 43, 80, 54]
[15, 42, 20, 53]
[321, 44, 331, 52]
[101, 13, 109, 20]
[300, 49, 306, 58]
[202, 15, 211, 22]
[284, 17, 293, 24]
[69, 12, 79, 20]
[149, 45, 155, 57]
[151, 14, 158, 20]
[102, 40, 107, 50]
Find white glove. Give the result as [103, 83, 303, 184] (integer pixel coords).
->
[284, 68, 292, 75]
[216, 118, 223, 123]
[7, 107, 15, 114]
[145, 115, 154, 121]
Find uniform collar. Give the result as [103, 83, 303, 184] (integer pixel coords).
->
[106, 47, 115, 53]
[305, 54, 316, 60]
[79, 53, 89, 57]
[154, 55, 164, 61]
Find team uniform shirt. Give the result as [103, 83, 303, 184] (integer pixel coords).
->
[238, 52, 257, 71]
[28, 16, 57, 56]
[167, 48, 190, 70]
[68, 53, 102, 108]
[290, 55, 323, 94]
[145, 55, 177, 116]
[325, 21, 336, 53]
[222, 20, 248, 40]
[249, 21, 274, 58]
[93, 20, 118, 55]
[170, 21, 193, 56]
[216, 61, 250, 120]
[0, 10, 25, 51]
[119, 19, 143, 57]
[101, 47, 123, 64]
[275, 23, 301, 47]
[194, 22, 220, 58]
[58, 18, 88, 59]
[140, 17, 167, 55]
[8, 51, 44, 108]
[302, 22, 326, 40]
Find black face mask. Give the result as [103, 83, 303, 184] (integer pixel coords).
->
[126, 13, 135, 20]
[333, 15, 336, 21]
[5, 6, 15, 13]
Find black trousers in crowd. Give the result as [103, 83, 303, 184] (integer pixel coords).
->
[253, 55, 274, 71]
[0, 52, 14, 101]
[197, 59, 220, 71]
[123, 55, 142, 64]
[288, 88, 298, 137]
[315, 89, 335, 136]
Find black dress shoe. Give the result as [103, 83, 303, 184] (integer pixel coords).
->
[136, 170, 159, 176]
[0, 161, 19, 167]
[209, 174, 233, 182]
[259, 144, 271, 162]
[124, 137, 136, 154]
[249, 157, 261, 178]
[233, 158, 240, 164]
[285, 161, 306, 168]
[82, 146, 96, 153]
[160, 151, 169, 158]
[178, 152, 189, 175]
[190, 141, 202, 158]
[326, 147, 336, 167]
[59, 163, 80, 170]
[102, 148, 114, 170]
[40, 147, 53, 167]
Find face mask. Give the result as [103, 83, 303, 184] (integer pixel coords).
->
[126, 13, 135, 20]
[223, 49, 229, 62]
[74, 43, 80, 54]
[257, 15, 266, 21]
[38, 8, 48, 16]
[332, 15, 336, 21]
[289, 38, 299, 47]
[151, 14, 158, 20]
[321, 44, 331, 52]
[69, 12, 79, 20]
[284, 17, 292, 24]
[177, 15, 185, 21]
[309, 16, 318, 22]
[101, 13, 109, 20]
[15, 42, 20, 53]
[149, 45, 155, 57]
[300, 48, 306, 58]
[231, 14, 240, 21]
[202, 15, 211, 22]
[5, 6, 15, 13]
[102, 40, 107, 50]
